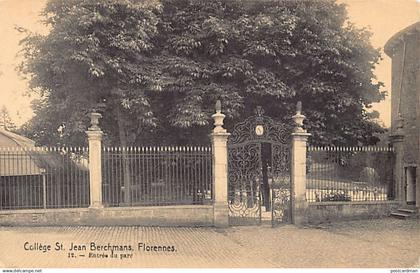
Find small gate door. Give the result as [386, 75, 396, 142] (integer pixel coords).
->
[228, 142, 262, 225]
[228, 107, 291, 226]
[270, 143, 291, 226]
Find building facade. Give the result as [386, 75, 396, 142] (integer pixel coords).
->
[385, 21, 420, 207]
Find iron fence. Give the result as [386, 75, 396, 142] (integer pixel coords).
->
[102, 146, 213, 207]
[0, 147, 90, 210]
[306, 146, 395, 202]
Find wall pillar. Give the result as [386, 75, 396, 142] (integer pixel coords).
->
[86, 112, 104, 209]
[211, 101, 230, 227]
[291, 102, 310, 225]
[389, 114, 405, 205]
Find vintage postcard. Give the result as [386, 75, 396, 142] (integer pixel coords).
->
[0, 0, 419, 270]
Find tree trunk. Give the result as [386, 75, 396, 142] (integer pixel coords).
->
[117, 108, 132, 205]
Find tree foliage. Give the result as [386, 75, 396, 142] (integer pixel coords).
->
[0, 106, 17, 132]
[20, 0, 385, 146]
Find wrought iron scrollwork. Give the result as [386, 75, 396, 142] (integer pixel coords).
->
[271, 187, 291, 225]
[228, 107, 292, 226]
[228, 143, 262, 225]
[228, 114, 291, 146]
[271, 143, 291, 181]
[271, 144, 291, 226]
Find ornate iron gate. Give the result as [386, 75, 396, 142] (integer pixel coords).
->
[228, 107, 292, 226]
[270, 143, 292, 226]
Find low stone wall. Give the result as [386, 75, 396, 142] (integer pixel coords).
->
[306, 201, 400, 224]
[0, 202, 402, 227]
[0, 205, 213, 227]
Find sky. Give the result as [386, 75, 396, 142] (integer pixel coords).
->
[0, 0, 419, 127]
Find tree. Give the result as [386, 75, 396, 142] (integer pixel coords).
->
[19, 0, 386, 147]
[18, 98, 78, 146]
[0, 106, 17, 132]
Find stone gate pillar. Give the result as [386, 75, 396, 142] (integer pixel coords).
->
[86, 112, 104, 208]
[211, 101, 230, 227]
[291, 102, 310, 225]
[389, 114, 405, 204]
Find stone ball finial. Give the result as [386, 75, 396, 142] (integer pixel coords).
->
[215, 100, 221, 113]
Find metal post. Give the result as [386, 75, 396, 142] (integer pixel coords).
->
[41, 168, 47, 209]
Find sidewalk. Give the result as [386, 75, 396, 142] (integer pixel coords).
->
[0, 218, 418, 268]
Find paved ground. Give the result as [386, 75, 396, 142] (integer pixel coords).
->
[0, 218, 418, 268]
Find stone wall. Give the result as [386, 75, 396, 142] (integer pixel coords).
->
[0, 205, 213, 227]
[306, 201, 400, 224]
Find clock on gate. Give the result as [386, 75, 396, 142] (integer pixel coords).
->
[255, 125, 264, 136]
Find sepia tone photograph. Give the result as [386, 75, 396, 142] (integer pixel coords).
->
[0, 0, 419, 270]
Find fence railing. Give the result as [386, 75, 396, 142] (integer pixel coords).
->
[102, 146, 213, 207]
[0, 147, 90, 210]
[306, 146, 395, 202]
[0, 143, 398, 210]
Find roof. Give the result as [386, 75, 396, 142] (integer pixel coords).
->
[384, 21, 420, 57]
[0, 128, 41, 175]
[0, 127, 36, 148]
[0, 128, 88, 176]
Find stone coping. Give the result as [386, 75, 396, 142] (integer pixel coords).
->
[308, 200, 400, 206]
[0, 205, 213, 215]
